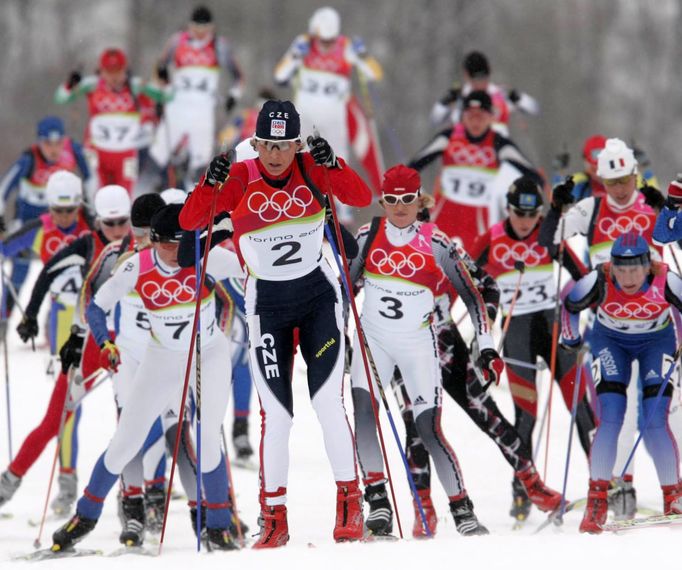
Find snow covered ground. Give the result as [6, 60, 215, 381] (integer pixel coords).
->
[0, 260, 679, 568]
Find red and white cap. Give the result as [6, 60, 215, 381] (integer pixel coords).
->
[582, 134, 607, 166]
[99, 48, 127, 72]
[382, 164, 421, 195]
[668, 179, 682, 201]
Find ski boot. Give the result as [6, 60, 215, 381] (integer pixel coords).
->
[190, 502, 207, 542]
[144, 486, 165, 533]
[205, 527, 239, 551]
[412, 489, 438, 538]
[364, 482, 393, 536]
[333, 480, 363, 542]
[253, 505, 289, 549]
[228, 509, 249, 540]
[0, 470, 21, 508]
[510, 476, 532, 524]
[579, 479, 609, 534]
[51, 513, 98, 551]
[119, 496, 145, 546]
[662, 482, 682, 514]
[450, 496, 489, 536]
[609, 476, 637, 520]
[515, 467, 563, 513]
[50, 472, 78, 517]
[232, 417, 254, 464]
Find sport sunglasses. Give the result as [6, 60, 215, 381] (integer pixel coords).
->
[382, 192, 420, 206]
[101, 217, 130, 227]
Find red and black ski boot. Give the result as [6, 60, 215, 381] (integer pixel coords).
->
[662, 482, 682, 514]
[515, 467, 563, 512]
[412, 489, 438, 538]
[579, 479, 609, 534]
[252, 505, 289, 549]
[333, 480, 363, 542]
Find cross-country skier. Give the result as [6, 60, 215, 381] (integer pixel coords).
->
[179, 99, 372, 547]
[150, 5, 244, 187]
[349, 164, 503, 536]
[471, 175, 594, 521]
[0, 117, 90, 319]
[653, 179, 682, 244]
[0, 185, 132, 516]
[409, 90, 543, 252]
[561, 232, 682, 533]
[55, 48, 170, 195]
[430, 50, 539, 136]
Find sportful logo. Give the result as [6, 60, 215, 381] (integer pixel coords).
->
[246, 185, 314, 222]
[602, 302, 664, 320]
[597, 215, 650, 241]
[491, 242, 545, 270]
[369, 248, 426, 278]
[140, 275, 196, 308]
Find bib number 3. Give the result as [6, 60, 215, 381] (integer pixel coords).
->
[379, 296, 403, 320]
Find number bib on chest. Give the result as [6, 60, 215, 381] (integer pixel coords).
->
[173, 67, 220, 101]
[362, 221, 443, 331]
[116, 293, 152, 358]
[50, 266, 82, 307]
[439, 166, 497, 207]
[89, 113, 141, 151]
[297, 68, 351, 106]
[232, 160, 325, 281]
[134, 250, 217, 350]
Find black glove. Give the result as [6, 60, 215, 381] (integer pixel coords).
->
[508, 89, 521, 104]
[0, 215, 5, 234]
[486, 303, 498, 323]
[477, 347, 505, 387]
[324, 196, 334, 225]
[439, 87, 461, 106]
[640, 182, 665, 211]
[665, 196, 682, 211]
[67, 70, 81, 89]
[308, 135, 337, 168]
[552, 151, 571, 171]
[59, 327, 86, 374]
[225, 95, 237, 113]
[156, 64, 169, 83]
[205, 153, 232, 187]
[551, 176, 575, 210]
[17, 316, 38, 343]
[632, 145, 651, 168]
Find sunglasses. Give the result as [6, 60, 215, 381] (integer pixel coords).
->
[511, 207, 541, 218]
[51, 206, 77, 215]
[101, 217, 130, 227]
[603, 175, 633, 186]
[255, 138, 297, 152]
[382, 192, 419, 206]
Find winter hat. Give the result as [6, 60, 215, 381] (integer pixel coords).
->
[382, 165, 422, 195]
[667, 179, 682, 201]
[191, 5, 213, 24]
[37, 116, 65, 140]
[131, 193, 165, 228]
[582, 134, 607, 166]
[597, 138, 637, 179]
[255, 100, 300, 141]
[462, 90, 493, 113]
[507, 176, 543, 211]
[463, 51, 490, 79]
[150, 204, 184, 243]
[99, 48, 127, 72]
[46, 171, 82, 208]
[95, 185, 131, 219]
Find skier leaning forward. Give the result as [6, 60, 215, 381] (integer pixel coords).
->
[349, 164, 505, 536]
[179, 99, 372, 547]
[50, 203, 245, 551]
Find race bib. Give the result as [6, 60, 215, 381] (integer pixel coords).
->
[297, 69, 351, 103]
[173, 67, 219, 100]
[440, 167, 496, 207]
[89, 113, 141, 151]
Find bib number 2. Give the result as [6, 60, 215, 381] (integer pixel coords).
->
[272, 241, 302, 266]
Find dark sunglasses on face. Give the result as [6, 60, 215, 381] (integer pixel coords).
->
[51, 206, 77, 215]
[101, 217, 130, 227]
[511, 207, 541, 218]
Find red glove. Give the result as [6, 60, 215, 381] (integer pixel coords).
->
[99, 340, 121, 373]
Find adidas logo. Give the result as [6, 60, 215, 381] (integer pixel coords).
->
[414, 396, 427, 405]
[645, 369, 659, 380]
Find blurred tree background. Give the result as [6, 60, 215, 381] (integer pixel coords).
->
[1, 0, 680, 203]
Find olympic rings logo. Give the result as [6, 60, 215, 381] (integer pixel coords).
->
[369, 248, 426, 278]
[246, 185, 314, 223]
[491, 242, 545, 269]
[598, 214, 651, 241]
[602, 302, 664, 320]
[140, 275, 196, 308]
[445, 142, 496, 167]
[44, 234, 77, 256]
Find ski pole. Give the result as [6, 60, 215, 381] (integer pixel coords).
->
[68, 369, 113, 409]
[193, 228, 202, 552]
[220, 426, 244, 547]
[33, 368, 78, 549]
[503, 356, 546, 371]
[558, 344, 589, 520]
[317, 183, 428, 538]
[497, 261, 525, 352]
[1, 257, 12, 461]
[543, 217, 566, 480]
[1, 267, 34, 352]
[158, 152, 230, 554]
[618, 346, 682, 479]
